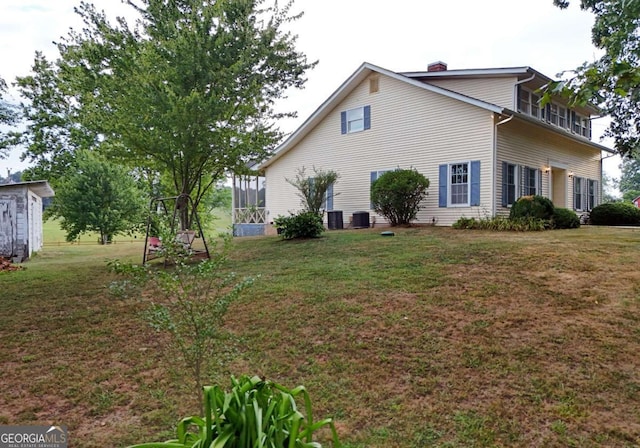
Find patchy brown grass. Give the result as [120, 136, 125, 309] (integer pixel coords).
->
[1, 227, 640, 447]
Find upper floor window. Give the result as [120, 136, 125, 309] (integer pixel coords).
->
[518, 87, 591, 138]
[341, 106, 371, 134]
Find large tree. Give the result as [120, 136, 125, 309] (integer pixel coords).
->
[17, 0, 314, 228]
[552, 0, 640, 158]
[13, 53, 95, 181]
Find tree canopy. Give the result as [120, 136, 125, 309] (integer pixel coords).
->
[0, 77, 19, 158]
[15, 0, 315, 227]
[551, 0, 640, 158]
[618, 156, 640, 202]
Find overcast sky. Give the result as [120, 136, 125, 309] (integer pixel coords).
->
[0, 0, 620, 177]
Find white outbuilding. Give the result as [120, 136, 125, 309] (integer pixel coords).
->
[0, 181, 55, 262]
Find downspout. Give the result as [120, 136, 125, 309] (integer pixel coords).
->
[493, 113, 514, 217]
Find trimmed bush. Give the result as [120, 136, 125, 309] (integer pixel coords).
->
[274, 211, 325, 239]
[552, 208, 581, 229]
[371, 168, 430, 226]
[453, 216, 547, 231]
[509, 195, 555, 221]
[589, 202, 640, 226]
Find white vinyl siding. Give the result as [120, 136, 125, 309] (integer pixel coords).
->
[496, 119, 601, 213]
[426, 76, 517, 109]
[265, 73, 494, 227]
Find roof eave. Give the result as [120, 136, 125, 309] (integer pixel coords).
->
[259, 62, 504, 170]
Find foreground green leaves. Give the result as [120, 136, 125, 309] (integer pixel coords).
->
[128, 375, 341, 448]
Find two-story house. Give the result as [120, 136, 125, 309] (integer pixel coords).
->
[233, 61, 613, 234]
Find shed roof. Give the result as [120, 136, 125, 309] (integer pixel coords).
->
[0, 180, 55, 197]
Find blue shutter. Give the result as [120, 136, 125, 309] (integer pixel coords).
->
[364, 105, 371, 130]
[340, 111, 347, 134]
[438, 164, 448, 207]
[470, 160, 481, 206]
[538, 169, 542, 196]
[326, 183, 333, 211]
[501, 161, 508, 207]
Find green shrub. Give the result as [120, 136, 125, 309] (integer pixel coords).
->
[453, 216, 547, 231]
[371, 169, 430, 226]
[509, 195, 555, 221]
[128, 375, 341, 448]
[590, 202, 640, 226]
[274, 211, 325, 239]
[552, 208, 581, 229]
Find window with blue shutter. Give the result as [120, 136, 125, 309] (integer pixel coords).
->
[439, 161, 481, 207]
[341, 106, 370, 134]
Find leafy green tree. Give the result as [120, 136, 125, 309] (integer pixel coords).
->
[602, 171, 620, 202]
[17, 0, 315, 229]
[371, 169, 430, 226]
[51, 151, 146, 244]
[618, 156, 640, 202]
[551, 0, 640, 157]
[13, 53, 96, 182]
[286, 166, 340, 215]
[0, 76, 19, 158]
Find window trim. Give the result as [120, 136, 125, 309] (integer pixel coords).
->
[448, 161, 471, 207]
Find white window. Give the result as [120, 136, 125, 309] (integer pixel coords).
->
[341, 106, 371, 134]
[588, 179, 598, 210]
[530, 93, 540, 118]
[504, 163, 518, 206]
[450, 163, 469, 206]
[519, 89, 530, 115]
[581, 117, 591, 138]
[347, 107, 364, 133]
[549, 103, 559, 126]
[559, 106, 567, 129]
[523, 167, 540, 196]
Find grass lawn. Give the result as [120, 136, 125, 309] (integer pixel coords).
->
[42, 208, 232, 244]
[1, 225, 639, 447]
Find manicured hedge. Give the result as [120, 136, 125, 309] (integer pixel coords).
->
[509, 195, 555, 221]
[552, 208, 581, 229]
[589, 202, 640, 226]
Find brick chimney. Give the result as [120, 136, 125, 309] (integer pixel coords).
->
[427, 61, 448, 72]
